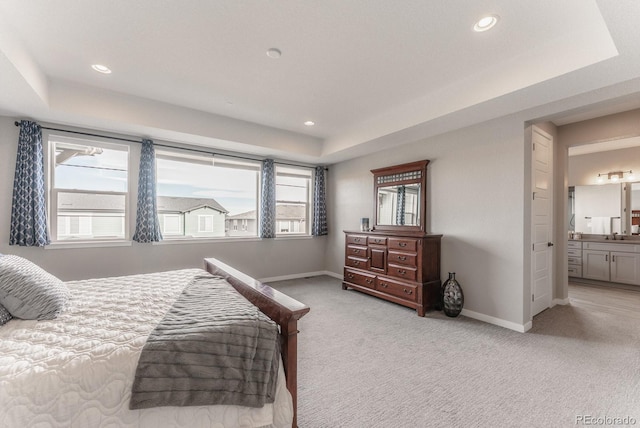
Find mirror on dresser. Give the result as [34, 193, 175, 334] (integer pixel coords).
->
[371, 160, 428, 233]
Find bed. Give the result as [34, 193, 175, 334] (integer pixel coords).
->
[0, 257, 309, 428]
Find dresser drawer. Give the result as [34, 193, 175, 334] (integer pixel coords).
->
[388, 250, 417, 267]
[387, 263, 418, 281]
[376, 277, 418, 302]
[388, 237, 418, 252]
[368, 236, 387, 246]
[568, 256, 581, 265]
[346, 256, 369, 270]
[344, 268, 376, 289]
[567, 248, 582, 257]
[346, 234, 368, 245]
[347, 245, 367, 257]
[568, 265, 582, 277]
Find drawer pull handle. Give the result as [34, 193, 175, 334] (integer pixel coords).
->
[403, 289, 413, 295]
[399, 242, 407, 247]
[354, 249, 360, 254]
[379, 283, 388, 288]
[347, 274, 354, 279]
[398, 269, 406, 275]
[355, 238, 361, 242]
[398, 256, 406, 261]
[354, 261, 360, 266]
[366, 279, 373, 284]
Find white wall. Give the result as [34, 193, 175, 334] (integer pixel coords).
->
[326, 116, 527, 328]
[0, 116, 327, 281]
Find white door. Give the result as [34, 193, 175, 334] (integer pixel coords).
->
[531, 126, 553, 316]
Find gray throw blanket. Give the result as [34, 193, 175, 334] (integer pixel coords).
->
[129, 274, 280, 410]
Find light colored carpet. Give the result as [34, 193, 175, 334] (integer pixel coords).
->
[270, 276, 640, 428]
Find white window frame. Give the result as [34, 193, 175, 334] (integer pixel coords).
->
[275, 165, 312, 236]
[198, 215, 214, 232]
[162, 214, 183, 235]
[46, 132, 131, 243]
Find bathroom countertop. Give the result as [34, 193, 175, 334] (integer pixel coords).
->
[569, 238, 640, 244]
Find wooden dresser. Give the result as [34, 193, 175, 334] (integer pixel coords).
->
[343, 230, 442, 316]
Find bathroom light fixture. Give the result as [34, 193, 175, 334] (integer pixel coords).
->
[474, 14, 499, 32]
[91, 64, 112, 74]
[596, 170, 633, 184]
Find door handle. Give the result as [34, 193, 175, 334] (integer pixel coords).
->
[547, 242, 554, 247]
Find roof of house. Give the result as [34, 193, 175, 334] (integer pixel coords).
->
[157, 196, 228, 214]
[226, 204, 306, 220]
[57, 193, 227, 214]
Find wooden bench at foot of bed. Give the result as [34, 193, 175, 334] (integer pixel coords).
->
[204, 258, 310, 428]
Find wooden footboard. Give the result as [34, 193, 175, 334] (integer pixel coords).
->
[204, 258, 310, 428]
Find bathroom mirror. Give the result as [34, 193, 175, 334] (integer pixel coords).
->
[569, 182, 640, 235]
[371, 160, 428, 233]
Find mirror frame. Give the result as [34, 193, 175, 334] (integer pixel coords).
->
[371, 160, 429, 233]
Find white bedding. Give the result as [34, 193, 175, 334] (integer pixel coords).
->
[0, 268, 292, 428]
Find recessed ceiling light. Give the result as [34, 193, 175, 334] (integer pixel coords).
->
[474, 15, 499, 32]
[304, 121, 315, 126]
[91, 64, 112, 74]
[266, 48, 282, 59]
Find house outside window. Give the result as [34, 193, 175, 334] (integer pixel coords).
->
[47, 134, 129, 241]
[275, 165, 312, 236]
[156, 150, 259, 239]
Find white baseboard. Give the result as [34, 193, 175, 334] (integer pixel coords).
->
[259, 270, 341, 283]
[460, 308, 532, 333]
[552, 297, 570, 306]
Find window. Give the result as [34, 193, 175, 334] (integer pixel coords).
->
[156, 150, 260, 238]
[161, 214, 183, 235]
[275, 166, 312, 236]
[48, 134, 129, 241]
[198, 215, 214, 232]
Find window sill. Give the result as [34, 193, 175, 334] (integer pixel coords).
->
[154, 235, 315, 245]
[45, 240, 132, 250]
[44, 235, 317, 249]
[274, 235, 314, 240]
[153, 236, 263, 245]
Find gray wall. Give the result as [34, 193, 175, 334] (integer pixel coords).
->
[326, 116, 527, 327]
[0, 116, 327, 281]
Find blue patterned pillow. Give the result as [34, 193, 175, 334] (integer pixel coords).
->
[0, 304, 11, 326]
[0, 255, 69, 320]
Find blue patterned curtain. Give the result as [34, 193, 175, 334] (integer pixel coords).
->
[260, 159, 276, 238]
[132, 139, 163, 243]
[10, 120, 50, 246]
[396, 185, 406, 225]
[312, 166, 328, 236]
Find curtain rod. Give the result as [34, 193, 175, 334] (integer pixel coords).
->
[14, 121, 326, 170]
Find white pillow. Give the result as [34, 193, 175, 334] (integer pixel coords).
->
[0, 255, 69, 320]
